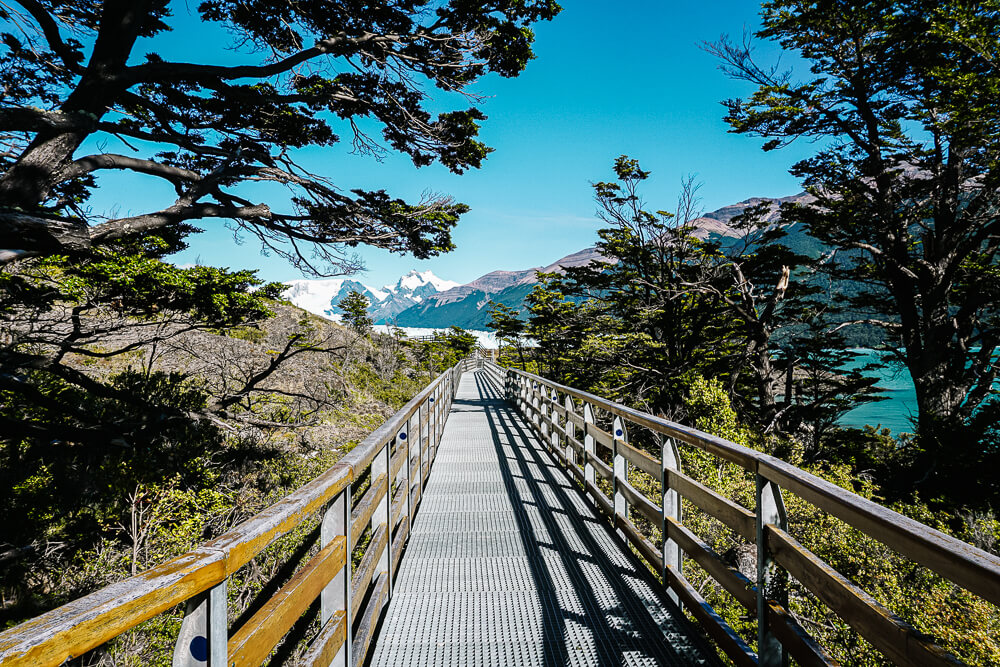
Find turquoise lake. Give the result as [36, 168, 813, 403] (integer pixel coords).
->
[838, 350, 916, 434]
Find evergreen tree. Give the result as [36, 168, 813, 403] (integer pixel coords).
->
[710, 0, 1000, 497]
[339, 290, 373, 334]
[486, 301, 528, 368]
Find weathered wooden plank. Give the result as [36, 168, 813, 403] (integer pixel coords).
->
[391, 484, 406, 530]
[617, 480, 661, 525]
[767, 526, 963, 667]
[509, 368, 759, 469]
[585, 422, 614, 452]
[350, 523, 388, 621]
[565, 433, 585, 455]
[666, 469, 756, 541]
[0, 548, 226, 667]
[565, 406, 586, 429]
[389, 446, 405, 484]
[663, 515, 755, 611]
[584, 448, 613, 481]
[300, 610, 347, 667]
[663, 565, 758, 667]
[760, 458, 1000, 607]
[351, 572, 389, 667]
[203, 463, 352, 575]
[584, 478, 614, 517]
[618, 440, 660, 477]
[766, 601, 839, 667]
[391, 515, 410, 575]
[615, 514, 664, 572]
[350, 473, 388, 545]
[227, 536, 347, 666]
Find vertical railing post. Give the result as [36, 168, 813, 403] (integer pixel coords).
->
[612, 417, 628, 537]
[583, 403, 596, 490]
[564, 396, 575, 466]
[408, 411, 419, 509]
[321, 486, 351, 667]
[399, 423, 411, 539]
[429, 387, 438, 461]
[373, 438, 391, 599]
[207, 581, 227, 667]
[661, 436, 682, 605]
[756, 474, 788, 667]
[538, 382, 549, 441]
[533, 382, 542, 427]
[421, 400, 430, 482]
[549, 389, 561, 459]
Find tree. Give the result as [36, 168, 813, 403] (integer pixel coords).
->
[526, 157, 880, 450]
[0, 0, 559, 450]
[339, 290, 372, 334]
[0, 0, 559, 270]
[486, 300, 527, 368]
[0, 0, 563, 566]
[528, 157, 736, 419]
[709, 1, 1000, 495]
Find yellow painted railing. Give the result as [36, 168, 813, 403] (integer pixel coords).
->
[0, 358, 477, 667]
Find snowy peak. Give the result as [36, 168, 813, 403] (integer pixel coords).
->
[387, 270, 460, 294]
[282, 270, 461, 323]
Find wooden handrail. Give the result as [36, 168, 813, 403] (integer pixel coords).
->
[0, 360, 469, 667]
[497, 363, 1000, 667]
[508, 366, 1000, 607]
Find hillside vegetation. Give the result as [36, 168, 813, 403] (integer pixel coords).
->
[0, 296, 472, 663]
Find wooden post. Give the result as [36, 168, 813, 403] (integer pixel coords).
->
[531, 382, 541, 428]
[399, 424, 411, 539]
[583, 403, 596, 489]
[207, 581, 226, 667]
[408, 412, 419, 510]
[172, 580, 228, 667]
[549, 389, 561, 459]
[538, 382, 549, 440]
[420, 400, 429, 485]
[320, 488, 350, 667]
[564, 396, 576, 466]
[429, 387, 438, 460]
[373, 440, 391, 600]
[756, 474, 788, 667]
[661, 436, 682, 605]
[613, 417, 628, 538]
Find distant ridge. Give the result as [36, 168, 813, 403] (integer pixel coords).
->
[285, 193, 814, 329]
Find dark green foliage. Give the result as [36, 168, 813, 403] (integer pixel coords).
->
[0, 1, 559, 272]
[710, 0, 1000, 503]
[0, 368, 221, 619]
[339, 290, 373, 334]
[486, 300, 528, 368]
[526, 157, 879, 440]
[412, 326, 477, 372]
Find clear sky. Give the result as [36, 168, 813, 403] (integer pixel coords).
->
[95, 1, 819, 289]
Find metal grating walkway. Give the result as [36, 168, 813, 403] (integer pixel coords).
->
[369, 371, 714, 666]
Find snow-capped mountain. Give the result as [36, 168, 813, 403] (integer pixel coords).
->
[283, 270, 459, 323]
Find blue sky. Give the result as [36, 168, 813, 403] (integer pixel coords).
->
[95, 1, 819, 289]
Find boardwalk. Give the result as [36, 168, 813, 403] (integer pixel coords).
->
[370, 371, 713, 667]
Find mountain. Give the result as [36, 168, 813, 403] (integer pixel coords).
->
[283, 270, 459, 322]
[391, 246, 607, 328]
[391, 195, 821, 329]
[285, 193, 825, 331]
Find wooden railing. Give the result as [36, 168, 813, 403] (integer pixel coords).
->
[492, 363, 1000, 667]
[0, 359, 476, 667]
